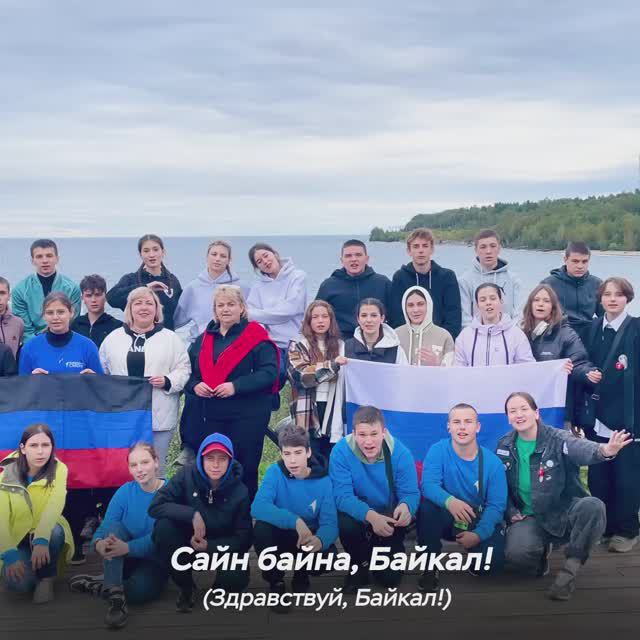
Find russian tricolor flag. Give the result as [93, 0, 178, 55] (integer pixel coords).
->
[345, 359, 568, 468]
[0, 375, 152, 489]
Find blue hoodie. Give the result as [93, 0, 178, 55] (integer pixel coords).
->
[421, 439, 507, 541]
[329, 432, 419, 522]
[251, 456, 338, 550]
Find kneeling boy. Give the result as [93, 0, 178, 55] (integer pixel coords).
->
[251, 425, 338, 598]
[329, 405, 419, 591]
[418, 403, 507, 590]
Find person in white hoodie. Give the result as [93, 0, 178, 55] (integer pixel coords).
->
[344, 298, 408, 365]
[396, 286, 454, 366]
[458, 230, 522, 328]
[455, 283, 534, 367]
[173, 240, 249, 343]
[247, 243, 308, 383]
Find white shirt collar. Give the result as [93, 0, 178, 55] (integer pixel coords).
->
[602, 310, 628, 332]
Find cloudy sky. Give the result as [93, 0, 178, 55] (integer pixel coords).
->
[1, 1, 639, 237]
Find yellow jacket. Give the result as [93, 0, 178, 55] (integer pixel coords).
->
[0, 453, 74, 572]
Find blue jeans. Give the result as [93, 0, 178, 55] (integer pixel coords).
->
[2, 524, 65, 592]
[102, 522, 168, 604]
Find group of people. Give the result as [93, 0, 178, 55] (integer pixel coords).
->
[1, 229, 639, 627]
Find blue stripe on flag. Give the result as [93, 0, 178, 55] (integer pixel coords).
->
[0, 410, 152, 450]
[346, 402, 565, 461]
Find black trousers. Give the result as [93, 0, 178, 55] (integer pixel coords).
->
[588, 436, 640, 539]
[63, 487, 117, 548]
[152, 518, 250, 593]
[338, 511, 406, 587]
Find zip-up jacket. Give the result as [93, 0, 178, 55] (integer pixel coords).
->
[0, 311, 24, 358]
[71, 312, 123, 349]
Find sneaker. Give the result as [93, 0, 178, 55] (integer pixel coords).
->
[32, 577, 54, 604]
[418, 569, 440, 592]
[536, 543, 552, 577]
[80, 517, 99, 540]
[600, 535, 612, 545]
[70, 547, 86, 565]
[104, 590, 128, 629]
[291, 571, 310, 593]
[342, 567, 370, 595]
[609, 536, 639, 553]
[176, 588, 194, 613]
[269, 580, 290, 614]
[69, 574, 104, 597]
[547, 573, 575, 601]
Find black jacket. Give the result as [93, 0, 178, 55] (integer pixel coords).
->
[541, 267, 603, 342]
[106, 265, 182, 330]
[316, 267, 392, 339]
[496, 423, 608, 538]
[0, 343, 17, 376]
[149, 459, 252, 552]
[71, 313, 123, 349]
[390, 261, 461, 337]
[578, 315, 640, 436]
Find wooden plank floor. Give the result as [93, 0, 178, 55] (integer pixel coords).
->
[2, 541, 639, 640]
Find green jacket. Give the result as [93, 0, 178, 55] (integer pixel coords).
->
[11, 273, 81, 342]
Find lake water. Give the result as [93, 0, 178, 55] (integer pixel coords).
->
[1, 235, 640, 315]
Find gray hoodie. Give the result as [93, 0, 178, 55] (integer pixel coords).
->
[458, 258, 522, 328]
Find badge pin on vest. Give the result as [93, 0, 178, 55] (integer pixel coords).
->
[616, 354, 628, 371]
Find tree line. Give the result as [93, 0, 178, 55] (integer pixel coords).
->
[370, 191, 640, 251]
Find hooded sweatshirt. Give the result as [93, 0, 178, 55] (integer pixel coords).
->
[344, 324, 408, 364]
[541, 266, 603, 341]
[174, 268, 250, 343]
[316, 266, 392, 339]
[329, 432, 420, 522]
[458, 258, 522, 328]
[246, 258, 307, 348]
[149, 433, 252, 552]
[454, 314, 535, 367]
[251, 455, 338, 550]
[395, 286, 455, 366]
[390, 261, 461, 338]
[0, 311, 24, 358]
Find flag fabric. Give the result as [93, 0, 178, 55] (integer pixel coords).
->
[345, 359, 568, 468]
[0, 374, 152, 489]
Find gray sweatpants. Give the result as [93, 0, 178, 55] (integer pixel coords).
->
[505, 496, 606, 574]
[152, 429, 175, 477]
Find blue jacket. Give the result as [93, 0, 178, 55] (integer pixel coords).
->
[251, 456, 338, 550]
[92, 479, 166, 558]
[329, 433, 419, 522]
[18, 332, 103, 375]
[11, 273, 81, 342]
[421, 439, 507, 541]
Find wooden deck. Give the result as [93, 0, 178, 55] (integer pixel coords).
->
[2, 540, 639, 640]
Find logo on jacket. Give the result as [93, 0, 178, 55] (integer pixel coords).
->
[310, 499, 317, 514]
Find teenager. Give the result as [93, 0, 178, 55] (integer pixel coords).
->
[542, 241, 603, 343]
[150, 434, 252, 613]
[180, 285, 279, 499]
[18, 292, 103, 376]
[288, 301, 347, 458]
[69, 443, 168, 630]
[497, 392, 631, 601]
[71, 274, 122, 348]
[174, 240, 250, 344]
[390, 228, 461, 337]
[396, 286, 454, 366]
[316, 239, 392, 339]
[99, 287, 191, 475]
[458, 230, 521, 328]
[329, 405, 419, 591]
[344, 298, 408, 365]
[455, 284, 534, 367]
[0, 276, 24, 358]
[580, 277, 640, 553]
[252, 425, 338, 603]
[107, 234, 182, 330]
[418, 403, 507, 590]
[0, 424, 74, 603]
[521, 284, 593, 423]
[11, 239, 81, 342]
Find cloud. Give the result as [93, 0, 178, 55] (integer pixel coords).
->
[1, 1, 639, 236]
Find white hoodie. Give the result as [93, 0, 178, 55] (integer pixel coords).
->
[247, 257, 308, 348]
[349, 324, 409, 364]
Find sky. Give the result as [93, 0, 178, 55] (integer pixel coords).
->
[1, 1, 639, 237]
